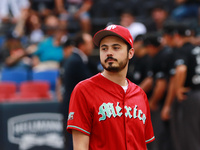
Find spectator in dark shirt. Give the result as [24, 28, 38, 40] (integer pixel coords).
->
[146, 4, 169, 32]
[1, 33, 32, 70]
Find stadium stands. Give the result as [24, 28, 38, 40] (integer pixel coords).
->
[32, 70, 59, 91]
[0, 82, 17, 102]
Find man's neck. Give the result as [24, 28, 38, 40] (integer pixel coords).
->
[102, 69, 128, 86]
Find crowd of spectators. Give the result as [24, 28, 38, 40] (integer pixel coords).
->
[0, 0, 199, 70]
[0, 0, 200, 150]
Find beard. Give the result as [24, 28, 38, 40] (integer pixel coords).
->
[101, 56, 129, 72]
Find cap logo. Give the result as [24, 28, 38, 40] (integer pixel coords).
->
[105, 25, 117, 30]
[129, 38, 132, 43]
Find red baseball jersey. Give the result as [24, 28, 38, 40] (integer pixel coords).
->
[67, 73, 155, 150]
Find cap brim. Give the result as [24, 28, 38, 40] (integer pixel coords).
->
[93, 30, 126, 47]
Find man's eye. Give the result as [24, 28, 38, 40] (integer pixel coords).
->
[114, 47, 120, 50]
[101, 47, 107, 51]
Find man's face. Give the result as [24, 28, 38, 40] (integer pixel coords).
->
[120, 13, 134, 27]
[163, 34, 175, 48]
[83, 33, 94, 56]
[99, 36, 133, 72]
[145, 45, 156, 57]
[151, 8, 167, 24]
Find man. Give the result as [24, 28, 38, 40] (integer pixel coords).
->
[160, 21, 178, 121]
[67, 25, 155, 150]
[143, 33, 169, 111]
[126, 34, 152, 89]
[56, 37, 75, 102]
[146, 3, 169, 32]
[169, 23, 200, 150]
[63, 32, 94, 105]
[143, 33, 173, 150]
[62, 32, 95, 150]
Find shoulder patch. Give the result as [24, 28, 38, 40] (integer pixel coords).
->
[68, 112, 74, 120]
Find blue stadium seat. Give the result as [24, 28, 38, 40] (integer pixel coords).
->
[32, 70, 59, 91]
[1, 68, 30, 86]
[0, 35, 6, 47]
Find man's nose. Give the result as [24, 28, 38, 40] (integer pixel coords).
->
[107, 53, 113, 57]
[106, 49, 113, 57]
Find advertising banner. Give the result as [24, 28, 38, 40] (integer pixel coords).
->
[0, 101, 64, 150]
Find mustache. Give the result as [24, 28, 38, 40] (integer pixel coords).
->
[105, 56, 118, 63]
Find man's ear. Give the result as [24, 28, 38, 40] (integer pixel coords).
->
[129, 48, 134, 59]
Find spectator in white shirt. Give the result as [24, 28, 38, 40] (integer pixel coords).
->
[0, 0, 30, 24]
[120, 9, 147, 40]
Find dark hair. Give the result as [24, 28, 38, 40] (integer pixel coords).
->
[125, 41, 132, 52]
[175, 23, 194, 37]
[120, 9, 137, 17]
[143, 32, 161, 47]
[149, 2, 168, 13]
[134, 34, 145, 42]
[99, 35, 132, 52]
[63, 37, 75, 48]
[162, 21, 178, 35]
[74, 32, 85, 48]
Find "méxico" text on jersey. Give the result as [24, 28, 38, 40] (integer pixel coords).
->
[98, 102, 146, 124]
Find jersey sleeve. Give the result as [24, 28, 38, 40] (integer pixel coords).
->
[174, 49, 188, 67]
[144, 93, 155, 143]
[67, 83, 92, 136]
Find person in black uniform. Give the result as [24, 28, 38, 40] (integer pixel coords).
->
[160, 21, 178, 121]
[127, 34, 153, 97]
[127, 34, 151, 85]
[159, 21, 183, 150]
[143, 33, 170, 110]
[172, 23, 200, 150]
[143, 32, 174, 150]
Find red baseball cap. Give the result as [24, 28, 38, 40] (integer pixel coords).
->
[93, 24, 134, 48]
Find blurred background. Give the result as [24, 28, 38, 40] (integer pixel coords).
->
[0, 0, 200, 150]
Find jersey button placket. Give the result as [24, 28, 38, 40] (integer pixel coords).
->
[123, 94, 129, 148]
[125, 115, 130, 146]
[124, 93, 133, 149]
[121, 93, 126, 149]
